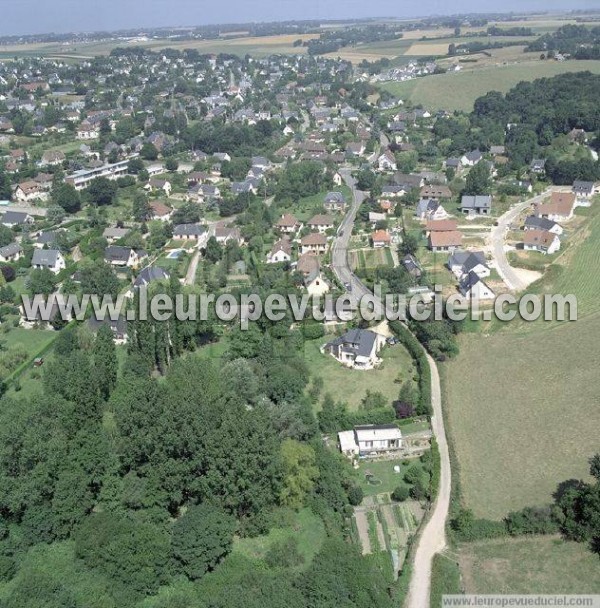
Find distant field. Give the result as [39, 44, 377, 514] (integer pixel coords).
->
[381, 60, 600, 111]
[459, 537, 600, 593]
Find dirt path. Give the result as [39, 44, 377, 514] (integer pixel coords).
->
[354, 509, 372, 555]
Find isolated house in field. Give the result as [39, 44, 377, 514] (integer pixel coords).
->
[535, 192, 576, 222]
[300, 232, 327, 255]
[267, 237, 292, 264]
[324, 191, 347, 213]
[31, 249, 65, 275]
[460, 195, 492, 216]
[458, 271, 495, 301]
[323, 328, 386, 370]
[338, 425, 403, 458]
[275, 213, 301, 235]
[307, 214, 334, 234]
[0, 242, 22, 263]
[522, 229, 561, 255]
[447, 251, 490, 279]
[428, 230, 463, 252]
[371, 230, 391, 248]
[104, 246, 146, 268]
[523, 215, 563, 236]
[415, 199, 448, 221]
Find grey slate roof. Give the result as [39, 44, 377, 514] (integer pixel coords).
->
[134, 266, 170, 288]
[0, 242, 22, 257]
[31, 248, 61, 267]
[326, 329, 378, 358]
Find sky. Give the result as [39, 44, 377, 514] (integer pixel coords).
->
[0, 0, 598, 37]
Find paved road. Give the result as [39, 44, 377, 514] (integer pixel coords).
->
[332, 169, 452, 608]
[489, 187, 563, 291]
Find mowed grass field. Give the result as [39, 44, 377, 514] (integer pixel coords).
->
[380, 60, 600, 111]
[304, 339, 416, 411]
[459, 536, 600, 593]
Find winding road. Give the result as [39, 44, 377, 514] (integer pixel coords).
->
[332, 170, 451, 608]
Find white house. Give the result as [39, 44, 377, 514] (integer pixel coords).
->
[338, 425, 403, 458]
[523, 216, 563, 236]
[523, 230, 561, 255]
[267, 238, 292, 264]
[447, 251, 490, 279]
[0, 242, 22, 262]
[304, 270, 330, 297]
[377, 150, 397, 172]
[307, 214, 334, 234]
[104, 246, 146, 268]
[458, 271, 495, 300]
[323, 328, 386, 370]
[31, 249, 66, 275]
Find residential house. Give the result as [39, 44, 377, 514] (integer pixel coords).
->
[522, 229, 561, 255]
[300, 232, 327, 255]
[323, 192, 347, 213]
[371, 230, 391, 248]
[267, 237, 292, 264]
[104, 246, 146, 268]
[14, 180, 48, 203]
[296, 252, 320, 278]
[172, 224, 208, 245]
[307, 214, 334, 234]
[34, 230, 60, 249]
[0, 242, 22, 262]
[304, 269, 330, 297]
[149, 201, 173, 222]
[392, 173, 424, 191]
[459, 271, 495, 300]
[102, 227, 130, 243]
[377, 150, 397, 172]
[523, 215, 563, 236]
[424, 219, 458, 236]
[460, 195, 492, 216]
[530, 159, 546, 175]
[420, 185, 452, 200]
[572, 180, 597, 201]
[415, 199, 448, 221]
[133, 266, 170, 289]
[461, 150, 482, 166]
[428, 230, 463, 252]
[346, 142, 366, 157]
[338, 425, 403, 458]
[214, 226, 243, 245]
[145, 179, 172, 197]
[401, 254, 422, 279]
[275, 213, 301, 235]
[31, 249, 66, 275]
[447, 251, 490, 279]
[40, 150, 66, 167]
[534, 192, 576, 222]
[1, 211, 34, 228]
[323, 328, 386, 370]
[87, 313, 128, 344]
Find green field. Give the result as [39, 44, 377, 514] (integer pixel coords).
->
[381, 60, 600, 111]
[304, 338, 416, 410]
[459, 536, 600, 594]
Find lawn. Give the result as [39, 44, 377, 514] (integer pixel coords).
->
[380, 60, 600, 111]
[353, 458, 413, 498]
[303, 338, 417, 411]
[1, 327, 56, 353]
[459, 536, 600, 594]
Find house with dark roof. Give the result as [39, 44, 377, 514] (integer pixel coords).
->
[523, 215, 563, 236]
[415, 199, 448, 221]
[133, 266, 170, 289]
[104, 246, 146, 268]
[572, 180, 597, 200]
[0, 242, 23, 262]
[87, 313, 128, 344]
[401, 254, 422, 279]
[31, 249, 65, 274]
[459, 271, 495, 300]
[1, 211, 34, 228]
[323, 329, 386, 370]
[460, 195, 492, 216]
[324, 191, 347, 213]
[447, 251, 490, 279]
[172, 224, 208, 245]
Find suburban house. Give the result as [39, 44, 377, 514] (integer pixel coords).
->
[149, 201, 173, 222]
[535, 192, 576, 222]
[460, 195, 492, 216]
[459, 271, 495, 300]
[14, 181, 48, 203]
[307, 214, 334, 233]
[323, 191, 347, 213]
[300, 232, 328, 255]
[420, 185, 452, 200]
[323, 328, 386, 370]
[461, 149, 482, 166]
[428, 230, 463, 252]
[104, 246, 146, 268]
[447, 251, 490, 279]
[214, 226, 243, 245]
[415, 198, 448, 221]
[401, 254, 422, 279]
[424, 219, 458, 237]
[87, 313, 128, 344]
[304, 269, 330, 297]
[102, 227, 130, 243]
[296, 252, 321, 278]
[133, 266, 170, 289]
[523, 215, 563, 236]
[0, 242, 22, 262]
[145, 179, 172, 197]
[40, 150, 66, 167]
[530, 159, 546, 175]
[172, 224, 208, 245]
[572, 180, 597, 200]
[275, 213, 301, 235]
[31, 249, 66, 275]
[34, 230, 59, 249]
[338, 425, 403, 458]
[377, 150, 397, 172]
[522, 229, 561, 255]
[371, 230, 391, 248]
[267, 237, 292, 264]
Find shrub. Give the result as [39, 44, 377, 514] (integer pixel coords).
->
[391, 485, 409, 502]
[347, 485, 364, 506]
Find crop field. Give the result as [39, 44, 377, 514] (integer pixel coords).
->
[459, 537, 600, 593]
[381, 60, 600, 111]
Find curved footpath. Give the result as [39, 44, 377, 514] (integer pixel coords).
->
[332, 170, 452, 608]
